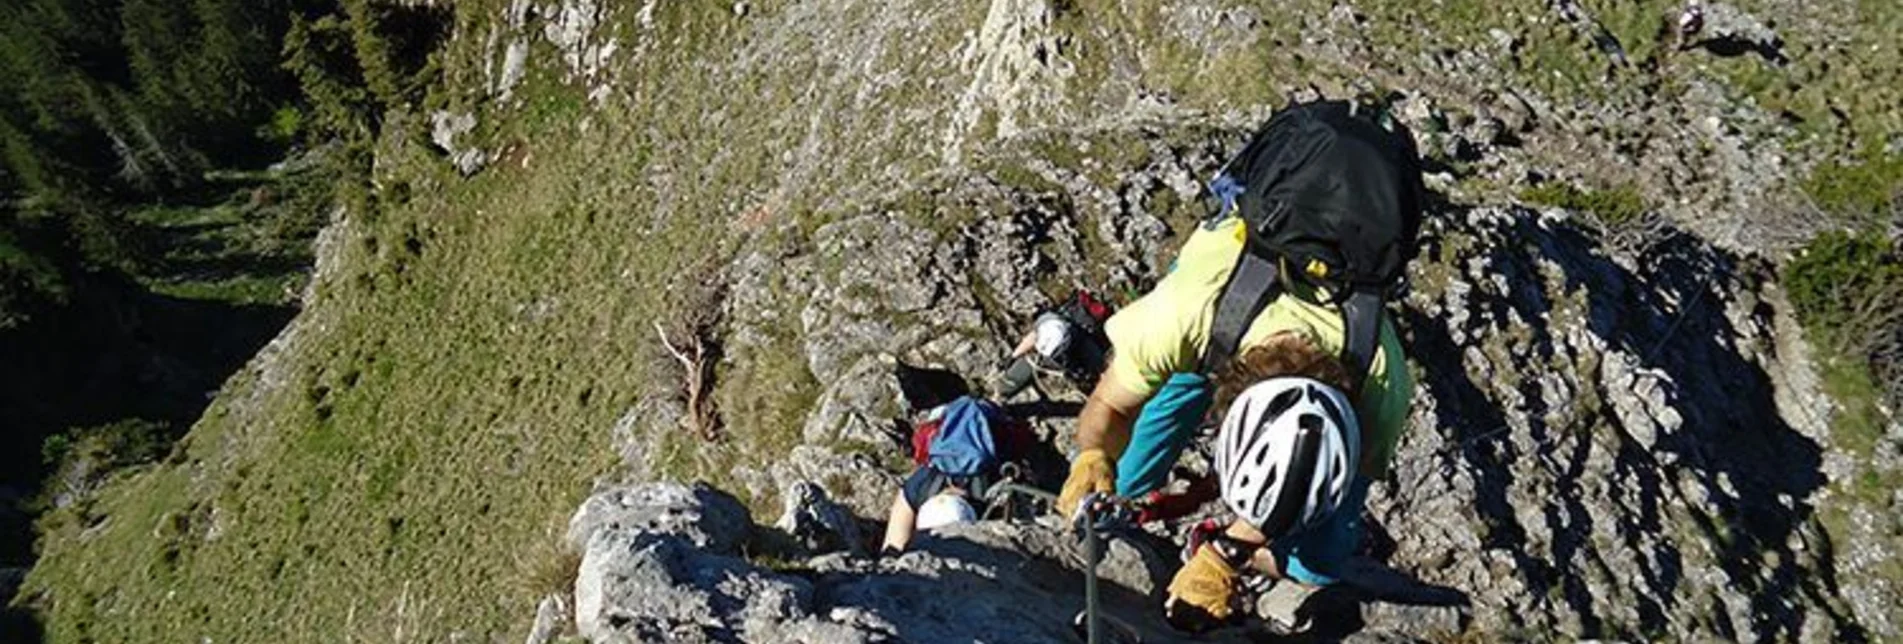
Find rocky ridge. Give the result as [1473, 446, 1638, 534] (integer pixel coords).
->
[580, 119, 1899, 642]
[22, 0, 1896, 640]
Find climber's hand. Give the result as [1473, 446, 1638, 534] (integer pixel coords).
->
[1057, 449, 1116, 520]
[1165, 544, 1238, 631]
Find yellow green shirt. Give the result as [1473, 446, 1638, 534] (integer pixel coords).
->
[1102, 217, 1414, 474]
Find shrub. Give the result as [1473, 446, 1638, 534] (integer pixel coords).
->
[1801, 152, 1903, 222]
[1520, 181, 1648, 225]
[263, 106, 305, 144]
[1783, 230, 1903, 409]
[1784, 231, 1903, 342]
[37, 418, 176, 511]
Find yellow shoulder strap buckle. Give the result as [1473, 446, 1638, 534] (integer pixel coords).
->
[1305, 258, 1329, 279]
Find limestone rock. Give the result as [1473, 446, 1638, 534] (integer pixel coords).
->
[573, 531, 816, 643]
[761, 445, 898, 520]
[523, 593, 569, 644]
[573, 487, 1190, 644]
[428, 110, 487, 175]
[566, 482, 751, 555]
[773, 480, 865, 555]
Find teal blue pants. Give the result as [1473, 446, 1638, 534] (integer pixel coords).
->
[1113, 372, 1367, 586]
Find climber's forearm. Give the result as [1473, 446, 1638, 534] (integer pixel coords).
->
[881, 491, 917, 552]
[1010, 330, 1037, 358]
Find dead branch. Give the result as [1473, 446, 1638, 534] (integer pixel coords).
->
[654, 319, 722, 442]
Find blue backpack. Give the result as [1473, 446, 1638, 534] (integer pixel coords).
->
[925, 397, 1004, 477]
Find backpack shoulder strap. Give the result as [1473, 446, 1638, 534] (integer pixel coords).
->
[1201, 251, 1282, 374]
[1339, 289, 1383, 394]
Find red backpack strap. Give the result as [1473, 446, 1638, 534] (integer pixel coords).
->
[1075, 289, 1110, 321]
[910, 419, 942, 467]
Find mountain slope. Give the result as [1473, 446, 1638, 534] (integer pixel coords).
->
[22, 0, 1902, 641]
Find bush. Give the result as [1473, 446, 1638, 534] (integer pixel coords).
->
[1802, 152, 1903, 222]
[263, 106, 305, 144]
[1783, 230, 1903, 410]
[1784, 231, 1903, 341]
[37, 418, 176, 510]
[1520, 181, 1648, 225]
[41, 418, 173, 471]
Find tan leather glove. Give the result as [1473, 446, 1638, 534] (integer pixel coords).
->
[1166, 543, 1239, 623]
[1057, 449, 1116, 519]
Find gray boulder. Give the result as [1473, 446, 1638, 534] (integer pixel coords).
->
[428, 110, 487, 175]
[566, 482, 751, 555]
[572, 484, 1192, 643]
[573, 530, 817, 643]
[523, 593, 569, 644]
[1695, 2, 1786, 62]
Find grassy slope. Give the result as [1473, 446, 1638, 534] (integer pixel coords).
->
[24, 0, 989, 640]
[22, 0, 1902, 641]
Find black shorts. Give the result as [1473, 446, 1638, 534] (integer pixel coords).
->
[901, 467, 992, 510]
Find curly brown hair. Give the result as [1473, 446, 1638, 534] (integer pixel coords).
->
[1208, 332, 1352, 415]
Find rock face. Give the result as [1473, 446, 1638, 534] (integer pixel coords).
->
[574, 530, 822, 643]
[428, 110, 487, 175]
[772, 480, 864, 556]
[1382, 208, 1853, 640]
[570, 482, 1183, 644]
[571, 482, 1506, 643]
[566, 482, 751, 555]
[603, 122, 1896, 641]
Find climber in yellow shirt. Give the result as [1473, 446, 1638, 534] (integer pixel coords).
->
[1058, 99, 1424, 630]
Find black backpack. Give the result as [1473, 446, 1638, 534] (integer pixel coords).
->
[1200, 100, 1426, 390]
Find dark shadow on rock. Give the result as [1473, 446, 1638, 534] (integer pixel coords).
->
[1337, 560, 1472, 608]
[1692, 36, 1788, 65]
[812, 528, 1185, 643]
[1397, 207, 1852, 640]
[893, 361, 970, 413]
[1002, 400, 1085, 420]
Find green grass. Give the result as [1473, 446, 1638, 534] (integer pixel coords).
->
[148, 273, 305, 305]
[1818, 355, 1890, 459]
[22, 0, 968, 637]
[1784, 228, 1903, 595]
[115, 164, 334, 308]
[23, 0, 1903, 641]
[1520, 181, 1649, 225]
[24, 58, 746, 635]
[1801, 152, 1903, 224]
[1814, 359, 1903, 588]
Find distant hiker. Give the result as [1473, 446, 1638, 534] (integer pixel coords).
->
[881, 396, 1037, 552]
[1051, 100, 1423, 626]
[1677, 0, 1706, 43]
[992, 289, 1114, 398]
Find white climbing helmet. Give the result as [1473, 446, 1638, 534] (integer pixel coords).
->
[1215, 377, 1361, 536]
[916, 492, 978, 530]
[1032, 313, 1074, 361]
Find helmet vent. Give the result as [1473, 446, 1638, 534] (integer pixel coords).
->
[1298, 413, 1324, 435]
[1312, 387, 1345, 426]
[1266, 388, 1302, 418]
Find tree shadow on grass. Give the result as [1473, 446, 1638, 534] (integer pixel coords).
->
[0, 604, 42, 644]
[0, 273, 294, 644]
